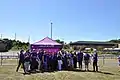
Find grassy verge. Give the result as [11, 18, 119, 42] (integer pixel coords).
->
[0, 59, 120, 80]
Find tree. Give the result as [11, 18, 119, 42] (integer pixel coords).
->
[97, 46, 104, 54]
[109, 39, 120, 43]
[0, 38, 30, 52]
[3, 38, 12, 51]
[55, 39, 64, 45]
[80, 45, 86, 51]
[63, 44, 70, 49]
[97, 46, 104, 51]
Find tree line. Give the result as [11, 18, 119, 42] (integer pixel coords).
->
[109, 39, 120, 43]
[0, 39, 64, 52]
[0, 38, 29, 52]
[0, 38, 120, 52]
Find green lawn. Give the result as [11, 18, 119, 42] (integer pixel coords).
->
[0, 59, 120, 80]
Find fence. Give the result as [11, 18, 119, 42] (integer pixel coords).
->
[0, 52, 119, 66]
[0, 52, 19, 65]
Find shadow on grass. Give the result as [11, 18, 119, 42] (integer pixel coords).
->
[18, 69, 115, 76]
[97, 71, 114, 75]
[18, 72, 31, 75]
[69, 69, 115, 75]
[20, 70, 56, 75]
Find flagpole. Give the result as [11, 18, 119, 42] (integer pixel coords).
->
[1, 34, 2, 39]
[28, 35, 30, 50]
[28, 35, 30, 43]
[15, 33, 16, 41]
[51, 21, 53, 39]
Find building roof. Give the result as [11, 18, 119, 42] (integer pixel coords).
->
[70, 41, 117, 45]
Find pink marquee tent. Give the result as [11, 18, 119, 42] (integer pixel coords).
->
[30, 37, 63, 53]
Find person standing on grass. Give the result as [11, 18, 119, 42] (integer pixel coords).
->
[83, 52, 90, 71]
[73, 52, 77, 69]
[51, 53, 55, 71]
[53, 53, 58, 71]
[36, 50, 41, 71]
[42, 51, 48, 72]
[47, 53, 52, 71]
[118, 55, 120, 66]
[41, 50, 45, 73]
[61, 51, 65, 70]
[16, 50, 25, 72]
[70, 52, 74, 69]
[24, 50, 31, 74]
[62, 51, 68, 70]
[67, 53, 71, 69]
[38, 50, 43, 72]
[92, 51, 98, 72]
[30, 50, 38, 71]
[77, 51, 83, 70]
[57, 52, 62, 71]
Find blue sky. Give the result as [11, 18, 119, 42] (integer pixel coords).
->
[0, 0, 120, 43]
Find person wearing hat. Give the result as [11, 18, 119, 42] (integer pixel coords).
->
[16, 50, 25, 72]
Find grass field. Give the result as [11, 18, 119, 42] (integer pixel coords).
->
[0, 59, 120, 80]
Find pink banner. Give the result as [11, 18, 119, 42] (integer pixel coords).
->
[43, 49, 60, 54]
[32, 48, 60, 54]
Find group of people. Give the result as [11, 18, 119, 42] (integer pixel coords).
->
[16, 49, 98, 74]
